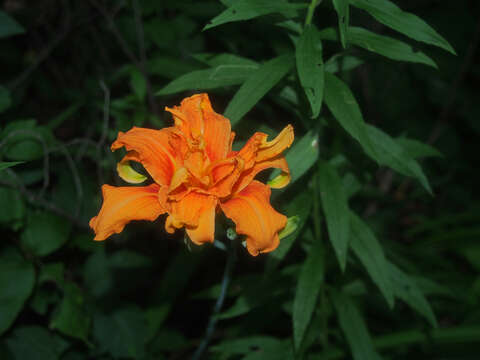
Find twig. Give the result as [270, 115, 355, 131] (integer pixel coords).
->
[191, 240, 236, 360]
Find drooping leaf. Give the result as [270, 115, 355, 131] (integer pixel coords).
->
[318, 160, 350, 271]
[396, 137, 443, 159]
[0, 10, 25, 38]
[293, 241, 324, 350]
[225, 54, 294, 126]
[350, 213, 395, 308]
[350, 0, 455, 54]
[332, 0, 350, 48]
[0, 248, 35, 335]
[324, 54, 364, 73]
[204, 0, 306, 30]
[0, 161, 23, 172]
[320, 26, 437, 68]
[332, 291, 381, 360]
[296, 24, 324, 118]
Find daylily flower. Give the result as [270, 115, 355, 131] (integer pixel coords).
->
[89, 93, 294, 256]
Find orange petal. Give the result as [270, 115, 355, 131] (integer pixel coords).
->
[220, 180, 287, 256]
[111, 127, 179, 186]
[186, 201, 216, 245]
[89, 184, 166, 241]
[233, 156, 290, 193]
[165, 94, 204, 140]
[256, 125, 294, 162]
[117, 151, 148, 184]
[165, 191, 217, 233]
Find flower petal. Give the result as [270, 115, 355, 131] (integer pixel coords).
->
[111, 127, 180, 186]
[186, 202, 216, 245]
[233, 156, 290, 193]
[256, 125, 294, 162]
[220, 180, 287, 256]
[117, 151, 147, 184]
[89, 184, 166, 241]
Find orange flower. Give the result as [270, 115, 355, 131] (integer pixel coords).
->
[89, 93, 294, 256]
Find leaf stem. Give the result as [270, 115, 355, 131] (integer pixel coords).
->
[191, 240, 236, 360]
[305, 0, 322, 26]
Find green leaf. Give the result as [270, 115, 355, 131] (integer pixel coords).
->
[281, 130, 319, 185]
[50, 282, 91, 343]
[332, 0, 350, 48]
[332, 291, 380, 360]
[204, 0, 306, 30]
[365, 125, 432, 194]
[320, 26, 437, 68]
[324, 72, 376, 156]
[225, 54, 294, 126]
[0, 187, 25, 226]
[93, 307, 147, 359]
[324, 54, 364, 73]
[293, 241, 324, 350]
[0, 161, 23, 172]
[193, 53, 259, 67]
[350, 0, 455, 54]
[156, 65, 257, 95]
[130, 68, 147, 101]
[318, 161, 350, 271]
[388, 262, 437, 327]
[0, 10, 25, 38]
[296, 24, 324, 118]
[211, 336, 285, 356]
[21, 211, 72, 257]
[349, 213, 395, 308]
[0, 85, 12, 113]
[5, 326, 67, 360]
[396, 137, 442, 159]
[0, 248, 35, 335]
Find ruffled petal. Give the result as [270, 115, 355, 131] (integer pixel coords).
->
[90, 184, 166, 241]
[220, 180, 287, 256]
[256, 125, 294, 162]
[233, 156, 290, 193]
[117, 151, 147, 184]
[111, 127, 180, 186]
[185, 202, 216, 245]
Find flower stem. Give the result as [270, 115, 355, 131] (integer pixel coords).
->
[191, 240, 236, 360]
[305, 0, 322, 26]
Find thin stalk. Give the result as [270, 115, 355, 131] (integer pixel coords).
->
[305, 0, 322, 26]
[191, 240, 236, 360]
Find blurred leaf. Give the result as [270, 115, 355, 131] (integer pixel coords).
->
[281, 130, 319, 185]
[39, 262, 65, 286]
[193, 53, 258, 67]
[396, 137, 442, 159]
[332, 0, 350, 48]
[130, 68, 147, 101]
[148, 56, 199, 79]
[93, 307, 147, 359]
[83, 248, 112, 298]
[365, 125, 432, 194]
[0, 11, 25, 38]
[296, 24, 324, 118]
[46, 103, 83, 130]
[211, 336, 283, 356]
[0, 85, 11, 113]
[320, 27, 437, 68]
[21, 211, 72, 257]
[0, 187, 25, 227]
[350, 0, 456, 54]
[5, 326, 67, 360]
[293, 240, 324, 350]
[388, 263, 437, 327]
[324, 72, 376, 156]
[0, 161, 23, 172]
[109, 250, 153, 268]
[225, 54, 294, 126]
[318, 160, 350, 271]
[0, 248, 35, 335]
[350, 213, 395, 308]
[332, 291, 381, 360]
[50, 282, 91, 344]
[204, 0, 306, 30]
[324, 54, 364, 73]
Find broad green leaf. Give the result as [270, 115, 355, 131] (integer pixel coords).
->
[318, 161, 350, 271]
[5, 326, 67, 360]
[293, 241, 324, 350]
[396, 137, 442, 159]
[83, 248, 113, 298]
[320, 26, 437, 68]
[332, 291, 380, 360]
[324, 54, 364, 73]
[0, 248, 35, 335]
[130, 68, 147, 101]
[324, 72, 376, 156]
[225, 54, 294, 126]
[148, 56, 199, 79]
[21, 211, 72, 257]
[93, 307, 147, 359]
[0, 187, 25, 226]
[350, 213, 395, 308]
[0, 161, 23, 172]
[296, 24, 324, 118]
[156, 65, 257, 95]
[0, 11, 25, 38]
[388, 263, 437, 327]
[350, 0, 455, 54]
[365, 125, 432, 194]
[50, 282, 91, 343]
[332, 0, 350, 48]
[0, 85, 11, 113]
[204, 0, 306, 30]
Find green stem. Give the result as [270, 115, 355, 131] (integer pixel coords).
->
[191, 240, 236, 360]
[305, 0, 322, 26]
